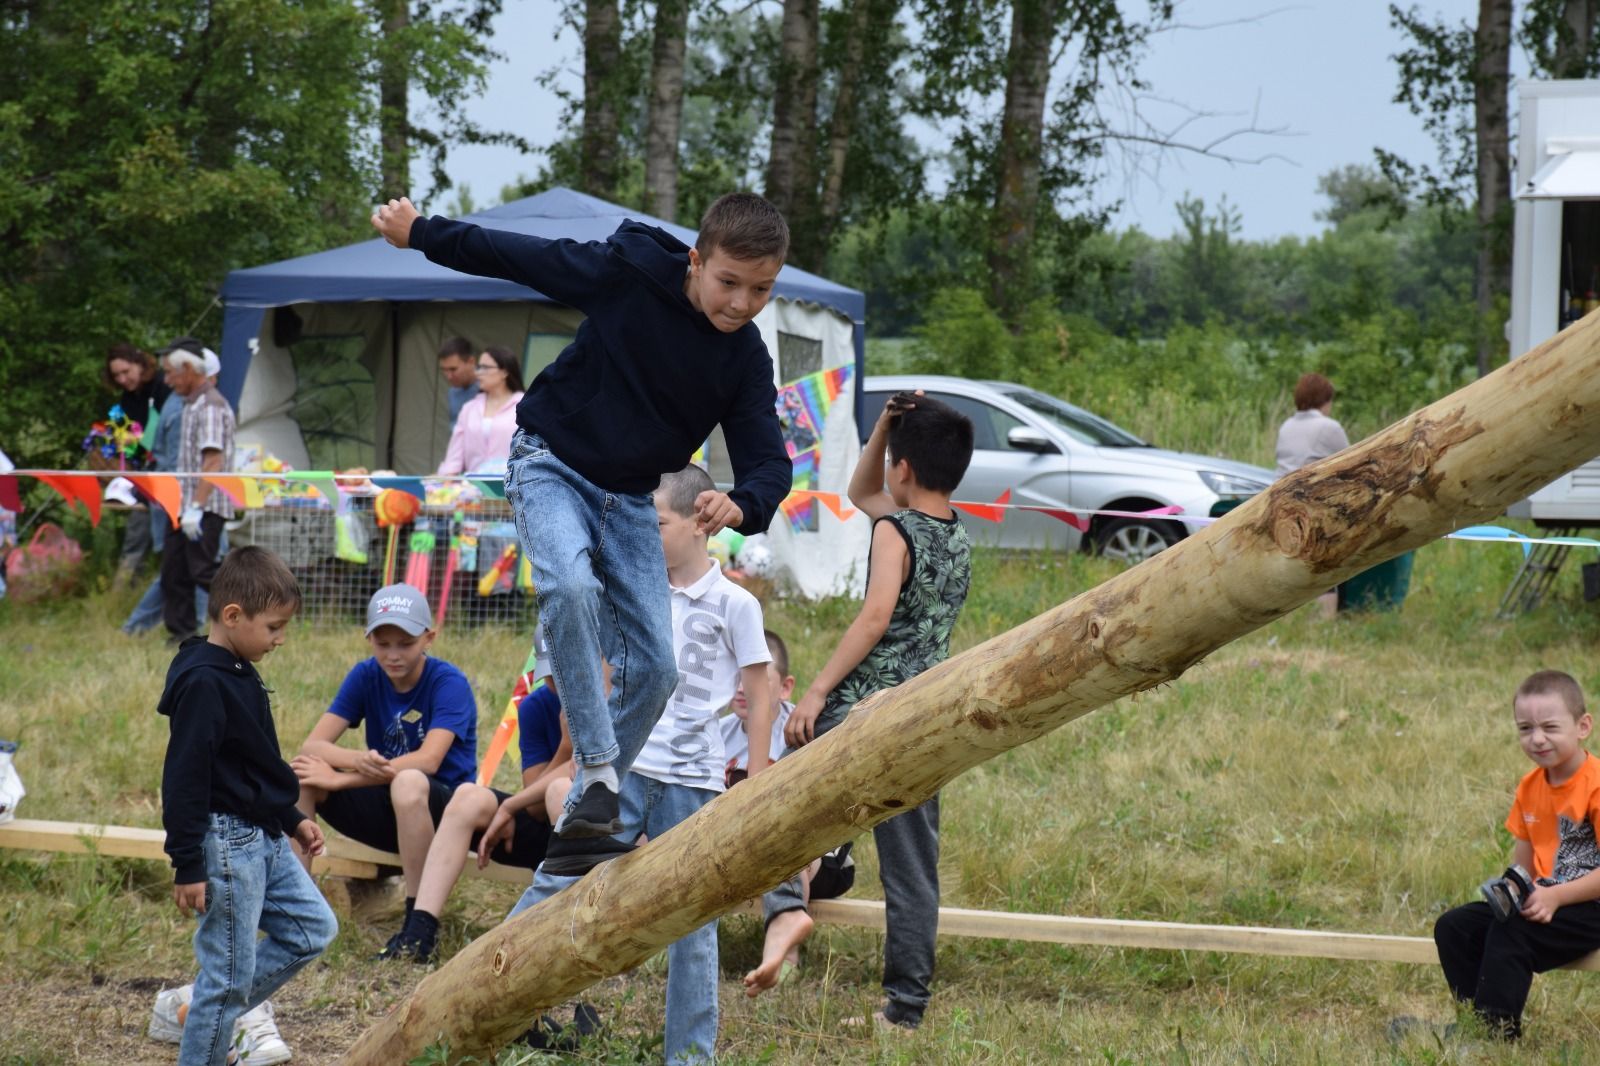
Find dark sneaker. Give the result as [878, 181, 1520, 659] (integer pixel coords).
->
[374, 928, 436, 964]
[554, 781, 623, 839]
[542, 835, 637, 877]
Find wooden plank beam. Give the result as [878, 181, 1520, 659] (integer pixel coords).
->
[8, 818, 1597, 972]
[0, 818, 530, 884]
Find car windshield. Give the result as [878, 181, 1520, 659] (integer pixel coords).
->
[1000, 388, 1148, 447]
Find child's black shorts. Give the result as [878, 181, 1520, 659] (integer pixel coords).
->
[474, 787, 553, 871]
[318, 775, 456, 854]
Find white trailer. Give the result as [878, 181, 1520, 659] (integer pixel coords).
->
[1502, 78, 1600, 611]
[1508, 78, 1600, 522]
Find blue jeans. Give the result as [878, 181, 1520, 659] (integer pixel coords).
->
[509, 774, 718, 1065]
[124, 577, 208, 634]
[180, 815, 339, 1066]
[505, 431, 675, 799]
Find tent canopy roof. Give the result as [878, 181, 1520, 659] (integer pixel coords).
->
[220, 186, 865, 323]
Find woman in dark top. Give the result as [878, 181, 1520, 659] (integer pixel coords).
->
[104, 342, 171, 433]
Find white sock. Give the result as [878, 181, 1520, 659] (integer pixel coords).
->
[583, 764, 618, 793]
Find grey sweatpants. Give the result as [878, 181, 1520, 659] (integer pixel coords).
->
[765, 705, 941, 1025]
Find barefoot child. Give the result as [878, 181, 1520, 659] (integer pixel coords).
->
[783, 391, 975, 1031]
[151, 547, 338, 1066]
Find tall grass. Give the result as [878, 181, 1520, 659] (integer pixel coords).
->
[4, 532, 1600, 1063]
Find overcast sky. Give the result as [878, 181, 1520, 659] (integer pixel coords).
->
[433, 0, 1490, 241]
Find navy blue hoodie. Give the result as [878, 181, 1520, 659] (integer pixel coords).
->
[158, 638, 305, 884]
[409, 216, 793, 535]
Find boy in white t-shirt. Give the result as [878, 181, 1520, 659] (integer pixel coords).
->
[506, 463, 772, 1066]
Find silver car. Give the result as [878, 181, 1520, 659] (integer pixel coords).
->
[861, 375, 1273, 562]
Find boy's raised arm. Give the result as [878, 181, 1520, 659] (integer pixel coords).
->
[371, 197, 616, 316]
[849, 391, 918, 522]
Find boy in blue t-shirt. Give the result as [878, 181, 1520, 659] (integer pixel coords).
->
[291, 584, 477, 925]
[371, 192, 792, 867]
[377, 631, 574, 963]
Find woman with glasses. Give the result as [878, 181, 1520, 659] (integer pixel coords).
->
[437, 346, 526, 476]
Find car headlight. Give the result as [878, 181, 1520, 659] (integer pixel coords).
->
[1199, 470, 1269, 496]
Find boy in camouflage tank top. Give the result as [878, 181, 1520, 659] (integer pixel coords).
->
[784, 391, 974, 1032]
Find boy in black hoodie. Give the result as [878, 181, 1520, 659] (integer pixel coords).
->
[371, 192, 792, 862]
[155, 546, 338, 1066]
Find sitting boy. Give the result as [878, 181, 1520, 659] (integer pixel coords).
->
[507, 463, 774, 1065]
[1430, 670, 1600, 1040]
[291, 584, 478, 932]
[783, 391, 975, 1032]
[378, 631, 573, 963]
[729, 628, 856, 996]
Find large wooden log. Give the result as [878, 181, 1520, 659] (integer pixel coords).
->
[346, 314, 1600, 1062]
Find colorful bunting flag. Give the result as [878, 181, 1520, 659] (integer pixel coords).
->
[124, 474, 183, 529]
[35, 473, 102, 525]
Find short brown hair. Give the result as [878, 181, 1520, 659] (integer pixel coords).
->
[764, 629, 790, 678]
[1516, 670, 1587, 720]
[696, 193, 789, 263]
[437, 337, 474, 361]
[655, 463, 715, 520]
[1293, 372, 1335, 411]
[207, 546, 302, 621]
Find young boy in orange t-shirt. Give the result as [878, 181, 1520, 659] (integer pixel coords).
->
[1432, 670, 1600, 1040]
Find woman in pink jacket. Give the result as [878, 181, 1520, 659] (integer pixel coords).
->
[438, 346, 525, 475]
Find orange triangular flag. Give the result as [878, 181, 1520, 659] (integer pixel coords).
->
[125, 474, 183, 529]
[35, 473, 102, 525]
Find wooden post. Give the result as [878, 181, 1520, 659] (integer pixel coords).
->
[345, 313, 1600, 1062]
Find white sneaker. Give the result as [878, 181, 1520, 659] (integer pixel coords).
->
[149, 984, 192, 1043]
[233, 1000, 292, 1065]
[148, 984, 291, 1064]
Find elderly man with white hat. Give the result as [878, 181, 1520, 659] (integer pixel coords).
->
[158, 337, 235, 642]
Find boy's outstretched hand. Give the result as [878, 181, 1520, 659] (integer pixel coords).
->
[372, 197, 421, 248]
[785, 690, 825, 748]
[694, 490, 743, 536]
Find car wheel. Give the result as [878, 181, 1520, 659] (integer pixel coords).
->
[1094, 518, 1180, 565]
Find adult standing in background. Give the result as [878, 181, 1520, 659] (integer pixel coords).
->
[436, 346, 525, 476]
[104, 343, 172, 584]
[123, 372, 206, 635]
[437, 337, 480, 425]
[160, 338, 235, 642]
[1275, 372, 1349, 477]
[1276, 372, 1350, 617]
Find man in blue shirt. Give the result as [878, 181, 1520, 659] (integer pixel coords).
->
[438, 337, 480, 425]
[291, 585, 477, 922]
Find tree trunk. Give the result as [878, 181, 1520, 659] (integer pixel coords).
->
[1473, 0, 1512, 377]
[817, 0, 874, 254]
[581, 0, 622, 200]
[342, 313, 1600, 1065]
[1552, 0, 1597, 76]
[378, 0, 410, 202]
[765, 0, 820, 262]
[988, 0, 1058, 324]
[643, 0, 690, 222]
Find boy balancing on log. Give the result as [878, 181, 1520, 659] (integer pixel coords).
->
[371, 191, 792, 870]
[778, 392, 975, 1032]
[1425, 670, 1600, 1041]
[151, 547, 338, 1066]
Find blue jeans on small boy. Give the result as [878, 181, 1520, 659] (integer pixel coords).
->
[509, 774, 719, 1065]
[179, 815, 338, 1066]
[505, 430, 675, 809]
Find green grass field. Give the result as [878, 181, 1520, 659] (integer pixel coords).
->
[4, 533, 1600, 1064]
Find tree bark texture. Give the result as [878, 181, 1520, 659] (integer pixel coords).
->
[988, 0, 1058, 322]
[817, 0, 874, 255]
[342, 313, 1600, 1063]
[765, 0, 820, 263]
[378, 0, 411, 202]
[1473, 0, 1512, 377]
[1552, 0, 1597, 76]
[643, 0, 690, 222]
[581, 0, 623, 200]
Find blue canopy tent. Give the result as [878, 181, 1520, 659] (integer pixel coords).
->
[218, 187, 866, 474]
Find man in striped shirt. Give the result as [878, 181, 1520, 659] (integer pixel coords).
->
[159, 337, 236, 642]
